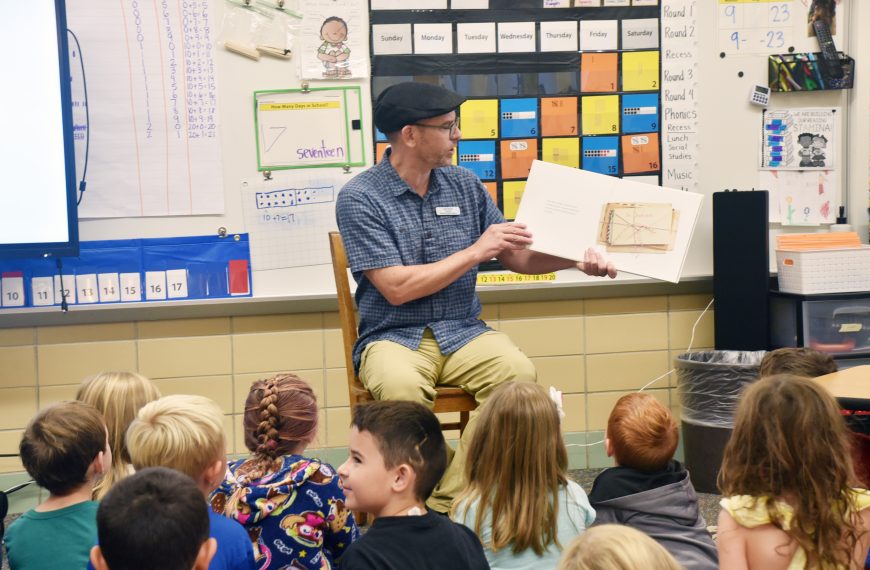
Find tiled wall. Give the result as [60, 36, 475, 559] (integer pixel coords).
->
[0, 292, 713, 509]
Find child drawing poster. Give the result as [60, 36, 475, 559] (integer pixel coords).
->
[760, 107, 838, 170]
[300, 0, 367, 80]
[760, 169, 837, 226]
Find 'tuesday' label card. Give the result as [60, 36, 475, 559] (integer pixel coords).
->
[457, 22, 496, 53]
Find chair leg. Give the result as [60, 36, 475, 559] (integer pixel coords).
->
[459, 411, 470, 436]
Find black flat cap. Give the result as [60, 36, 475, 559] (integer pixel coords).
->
[374, 82, 467, 134]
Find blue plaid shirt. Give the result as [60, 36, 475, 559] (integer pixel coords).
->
[336, 150, 504, 372]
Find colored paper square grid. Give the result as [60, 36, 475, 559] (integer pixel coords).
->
[482, 182, 498, 206]
[503, 180, 526, 220]
[581, 52, 619, 93]
[621, 93, 659, 133]
[540, 97, 578, 137]
[500, 98, 539, 138]
[376, 143, 390, 164]
[460, 99, 499, 139]
[622, 51, 660, 91]
[542, 138, 580, 169]
[499, 139, 538, 179]
[581, 95, 620, 135]
[621, 133, 660, 174]
[458, 141, 497, 180]
[582, 136, 619, 176]
[375, 127, 387, 142]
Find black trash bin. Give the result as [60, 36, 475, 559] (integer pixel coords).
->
[675, 351, 765, 493]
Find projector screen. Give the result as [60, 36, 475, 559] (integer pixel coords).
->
[0, 0, 78, 258]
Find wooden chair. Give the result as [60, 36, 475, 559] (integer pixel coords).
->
[328, 231, 477, 433]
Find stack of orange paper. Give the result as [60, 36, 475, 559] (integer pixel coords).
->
[776, 232, 861, 251]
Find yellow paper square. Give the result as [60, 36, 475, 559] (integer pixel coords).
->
[622, 51, 660, 92]
[581, 95, 620, 135]
[503, 180, 526, 220]
[459, 99, 499, 139]
[542, 138, 580, 168]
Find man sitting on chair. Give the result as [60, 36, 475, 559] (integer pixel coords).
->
[335, 81, 617, 513]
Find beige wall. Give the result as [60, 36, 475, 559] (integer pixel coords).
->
[0, 292, 713, 477]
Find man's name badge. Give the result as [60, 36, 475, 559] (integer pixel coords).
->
[435, 207, 461, 216]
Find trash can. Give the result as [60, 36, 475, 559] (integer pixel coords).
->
[675, 351, 765, 493]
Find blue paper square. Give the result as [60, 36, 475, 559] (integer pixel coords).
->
[458, 141, 497, 180]
[500, 98, 538, 138]
[582, 136, 619, 176]
[621, 94, 659, 133]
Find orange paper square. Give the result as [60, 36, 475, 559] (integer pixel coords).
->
[482, 182, 498, 205]
[376, 143, 390, 164]
[540, 97, 578, 137]
[499, 139, 538, 179]
[581, 52, 619, 93]
[621, 133, 660, 174]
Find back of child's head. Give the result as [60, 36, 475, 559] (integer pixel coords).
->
[454, 381, 566, 555]
[759, 347, 837, 378]
[607, 393, 677, 471]
[19, 401, 106, 496]
[126, 394, 226, 482]
[719, 373, 860, 568]
[76, 371, 161, 499]
[242, 372, 317, 455]
[557, 524, 682, 570]
[351, 400, 446, 501]
[93, 466, 213, 570]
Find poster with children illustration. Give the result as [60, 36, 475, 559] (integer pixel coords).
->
[300, 0, 367, 80]
[760, 107, 837, 170]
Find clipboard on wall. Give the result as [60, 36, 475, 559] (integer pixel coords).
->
[254, 86, 365, 171]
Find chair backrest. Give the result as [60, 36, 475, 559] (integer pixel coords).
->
[328, 232, 369, 406]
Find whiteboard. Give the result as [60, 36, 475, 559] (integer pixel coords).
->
[71, 0, 870, 300]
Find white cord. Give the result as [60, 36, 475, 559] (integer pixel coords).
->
[566, 297, 715, 448]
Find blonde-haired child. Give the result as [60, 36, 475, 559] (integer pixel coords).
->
[76, 371, 160, 500]
[127, 394, 254, 569]
[452, 381, 595, 569]
[557, 524, 682, 570]
[718, 374, 870, 569]
[212, 373, 358, 570]
[588, 393, 717, 569]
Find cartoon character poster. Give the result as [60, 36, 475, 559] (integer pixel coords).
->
[760, 107, 837, 170]
[300, 0, 367, 80]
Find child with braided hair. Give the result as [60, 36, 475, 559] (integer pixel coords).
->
[212, 373, 359, 570]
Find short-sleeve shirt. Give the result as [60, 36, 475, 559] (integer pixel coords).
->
[336, 150, 504, 371]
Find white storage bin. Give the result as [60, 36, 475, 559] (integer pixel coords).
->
[776, 247, 870, 294]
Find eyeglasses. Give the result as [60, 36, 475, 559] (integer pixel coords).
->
[411, 120, 460, 135]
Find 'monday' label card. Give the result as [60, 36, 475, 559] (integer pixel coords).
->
[414, 23, 453, 54]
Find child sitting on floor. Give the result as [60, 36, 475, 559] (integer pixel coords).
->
[452, 381, 595, 569]
[587, 393, 717, 570]
[5, 401, 111, 570]
[718, 374, 870, 569]
[212, 373, 357, 570]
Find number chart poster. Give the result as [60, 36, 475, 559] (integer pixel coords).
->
[369, 1, 663, 220]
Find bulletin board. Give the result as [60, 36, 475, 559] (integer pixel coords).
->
[2, 0, 868, 314]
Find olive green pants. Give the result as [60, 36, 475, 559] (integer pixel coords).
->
[359, 329, 536, 513]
